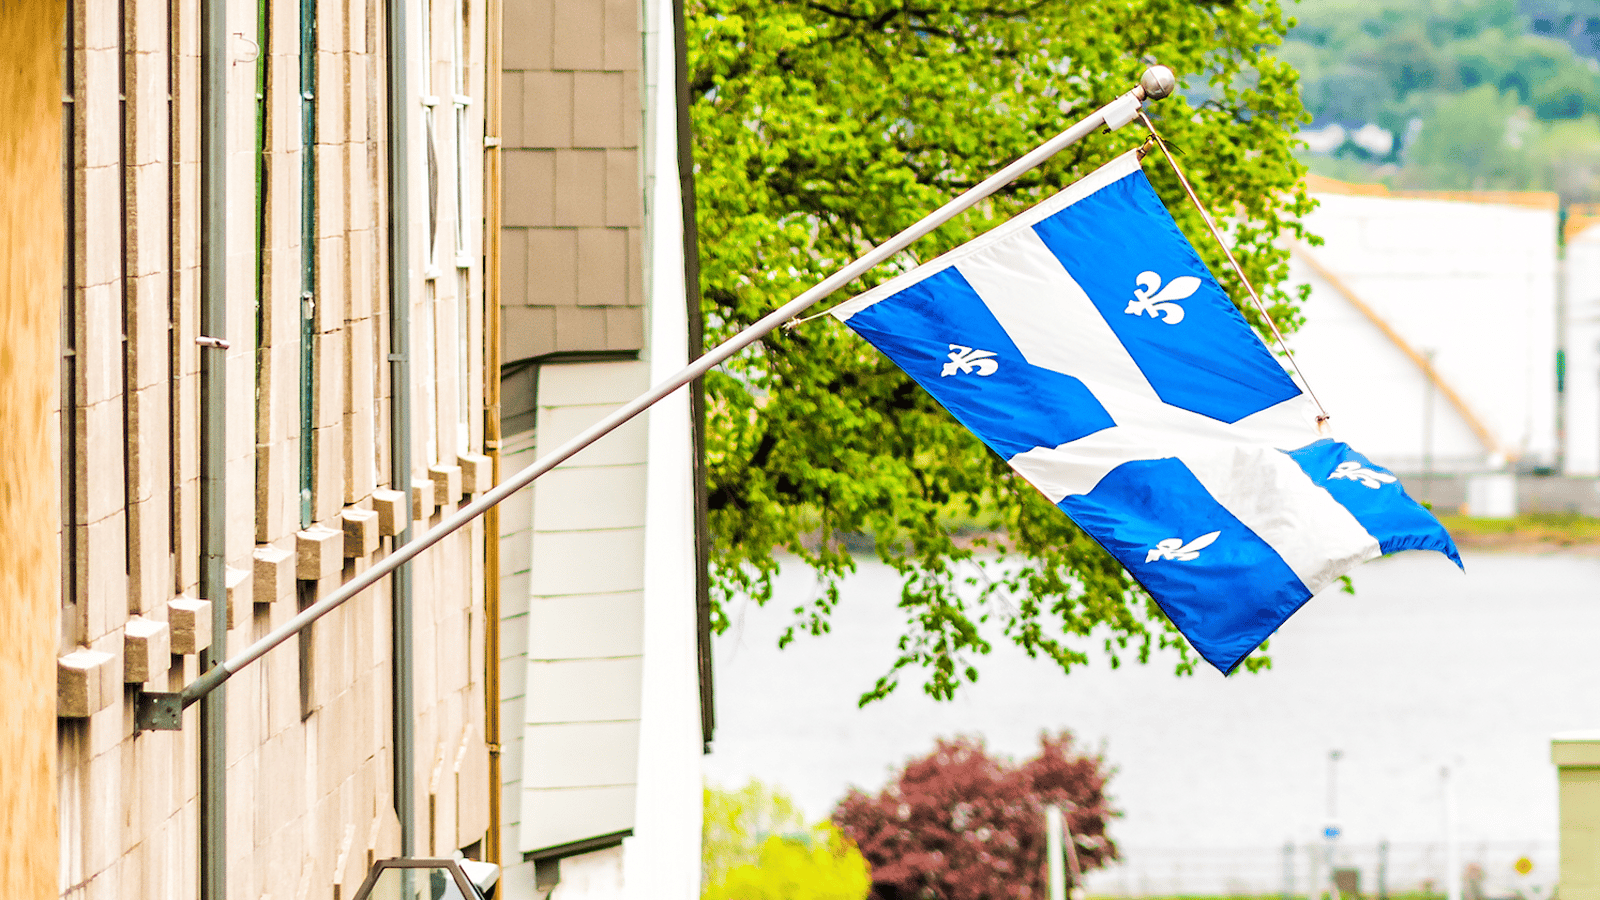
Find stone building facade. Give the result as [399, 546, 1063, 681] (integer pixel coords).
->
[28, 0, 709, 892]
[55, 0, 496, 895]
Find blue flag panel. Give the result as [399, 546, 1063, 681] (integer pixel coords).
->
[844, 267, 1116, 459]
[1059, 457, 1312, 674]
[1285, 439, 1463, 564]
[1030, 165, 1303, 424]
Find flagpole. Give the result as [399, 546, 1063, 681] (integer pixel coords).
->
[172, 66, 1180, 707]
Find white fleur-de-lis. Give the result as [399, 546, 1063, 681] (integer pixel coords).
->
[1327, 460, 1397, 489]
[1125, 271, 1202, 324]
[941, 344, 999, 377]
[1145, 530, 1221, 563]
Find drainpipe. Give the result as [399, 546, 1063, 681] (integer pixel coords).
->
[482, 0, 504, 865]
[197, 0, 228, 891]
[385, 0, 418, 858]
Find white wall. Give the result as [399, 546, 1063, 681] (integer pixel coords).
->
[498, 0, 702, 896]
[1288, 253, 1489, 473]
[1285, 191, 1559, 472]
[622, 0, 705, 893]
[1563, 224, 1600, 474]
[515, 361, 652, 859]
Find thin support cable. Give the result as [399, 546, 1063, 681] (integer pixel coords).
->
[1137, 109, 1332, 427]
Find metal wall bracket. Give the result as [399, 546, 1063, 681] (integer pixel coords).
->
[135, 691, 184, 732]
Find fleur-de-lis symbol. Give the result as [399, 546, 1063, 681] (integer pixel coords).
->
[942, 344, 999, 377]
[1125, 271, 1202, 324]
[1145, 530, 1221, 563]
[1327, 460, 1397, 489]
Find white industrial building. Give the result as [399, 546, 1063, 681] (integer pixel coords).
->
[1561, 211, 1600, 476]
[1283, 178, 1560, 477]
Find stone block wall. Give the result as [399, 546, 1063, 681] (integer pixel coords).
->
[54, 0, 495, 895]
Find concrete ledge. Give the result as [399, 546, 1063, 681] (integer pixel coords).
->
[372, 489, 406, 536]
[123, 617, 170, 684]
[253, 544, 294, 607]
[58, 648, 117, 718]
[412, 478, 437, 520]
[430, 464, 464, 506]
[459, 452, 492, 495]
[297, 526, 344, 581]
[224, 565, 250, 628]
[342, 507, 380, 558]
[167, 597, 213, 655]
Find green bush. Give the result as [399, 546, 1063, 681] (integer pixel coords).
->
[702, 781, 870, 900]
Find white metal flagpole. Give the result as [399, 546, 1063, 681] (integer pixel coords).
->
[162, 66, 1180, 712]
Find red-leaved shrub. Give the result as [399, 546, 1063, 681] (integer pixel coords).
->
[832, 733, 1116, 900]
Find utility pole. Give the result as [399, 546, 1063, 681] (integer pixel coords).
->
[1282, 841, 1295, 900]
[1311, 749, 1343, 900]
[1443, 765, 1461, 900]
[1378, 839, 1389, 900]
[1046, 805, 1067, 900]
[1327, 750, 1343, 868]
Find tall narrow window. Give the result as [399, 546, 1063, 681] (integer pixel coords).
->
[452, 0, 472, 454]
[119, 0, 132, 583]
[419, 0, 440, 467]
[166, 0, 178, 585]
[299, 0, 317, 527]
[254, 0, 269, 536]
[60, 0, 79, 649]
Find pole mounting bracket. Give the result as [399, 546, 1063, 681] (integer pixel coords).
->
[135, 691, 184, 732]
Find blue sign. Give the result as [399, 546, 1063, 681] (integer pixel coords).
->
[1324, 827, 1341, 839]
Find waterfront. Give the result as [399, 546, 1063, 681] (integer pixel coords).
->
[703, 550, 1600, 893]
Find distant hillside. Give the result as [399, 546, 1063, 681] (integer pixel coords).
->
[1282, 0, 1600, 201]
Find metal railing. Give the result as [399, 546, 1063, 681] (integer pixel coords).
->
[1083, 840, 1558, 899]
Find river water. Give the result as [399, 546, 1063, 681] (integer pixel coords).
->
[702, 550, 1600, 894]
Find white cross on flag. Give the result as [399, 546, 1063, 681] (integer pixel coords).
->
[830, 150, 1460, 674]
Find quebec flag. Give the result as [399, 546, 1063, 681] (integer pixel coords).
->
[830, 150, 1461, 674]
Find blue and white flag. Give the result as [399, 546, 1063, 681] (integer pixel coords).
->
[831, 150, 1461, 674]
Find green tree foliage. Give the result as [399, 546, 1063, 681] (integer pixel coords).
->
[687, 0, 1313, 702]
[1290, 0, 1600, 123]
[1406, 83, 1531, 186]
[1287, 0, 1600, 198]
[703, 782, 871, 900]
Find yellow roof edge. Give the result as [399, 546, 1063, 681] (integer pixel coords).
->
[1565, 203, 1600, 243]
[1305, 172, 1560, 212]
